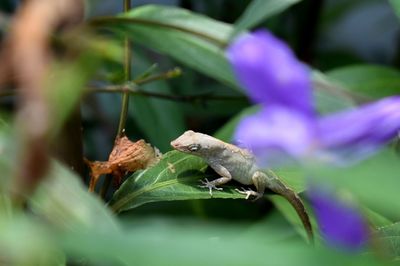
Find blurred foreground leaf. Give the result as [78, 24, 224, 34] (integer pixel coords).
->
[60, 217, 387, 266]
[0, 217, 65, 266]
[47, 34, 123, 136]
[30, 161, 119, 232]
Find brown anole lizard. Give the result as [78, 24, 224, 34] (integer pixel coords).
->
[171, 130, 313, 243]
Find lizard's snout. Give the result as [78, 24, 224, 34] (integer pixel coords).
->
[170, 139, 180, 149]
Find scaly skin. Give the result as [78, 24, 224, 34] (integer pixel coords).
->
[171, 130, 314, 243]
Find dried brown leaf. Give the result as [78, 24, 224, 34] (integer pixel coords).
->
[86, 136, 161, 192]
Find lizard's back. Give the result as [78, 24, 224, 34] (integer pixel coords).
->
[208, 141, 259, 185]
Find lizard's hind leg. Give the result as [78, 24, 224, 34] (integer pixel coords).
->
[235, 171, 266, 200]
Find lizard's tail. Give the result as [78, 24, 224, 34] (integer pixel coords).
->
[265, 171, 314, 244]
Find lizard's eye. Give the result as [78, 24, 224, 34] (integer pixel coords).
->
[188, 144, 201, 152]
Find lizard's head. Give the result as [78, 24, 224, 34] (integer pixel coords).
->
[170, 130, 214, 155]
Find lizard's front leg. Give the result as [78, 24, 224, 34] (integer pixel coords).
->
[200, 164, 232, 196]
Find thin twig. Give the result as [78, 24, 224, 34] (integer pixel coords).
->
[134, 67, 181, 85]
[91, 83, 244, 102]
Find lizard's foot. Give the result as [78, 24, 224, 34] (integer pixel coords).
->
[235, 187, 262, 201]
[199, 178, 223, 196]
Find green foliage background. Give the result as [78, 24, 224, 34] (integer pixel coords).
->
[1, 0, 400, 265]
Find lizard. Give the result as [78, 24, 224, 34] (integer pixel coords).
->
[171, 130, 314, 243]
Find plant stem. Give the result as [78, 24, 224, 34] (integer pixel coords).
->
[102, 0, 132, 199]
[116, 0, 132, 137]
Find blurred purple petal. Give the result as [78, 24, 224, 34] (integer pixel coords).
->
[309, 186, 369, 251]
[234, 106, 315, 166]
[226, 30, 314, 116]
[318, 96, 400, 152]
[228, 30, 400, 166]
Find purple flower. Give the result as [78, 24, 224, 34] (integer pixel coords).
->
[226, 29, 400, 165]
[308, 186, 369, 251]
[227, 31, 314, 116]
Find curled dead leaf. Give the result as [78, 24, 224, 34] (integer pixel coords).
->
[85, 135, 161, 192]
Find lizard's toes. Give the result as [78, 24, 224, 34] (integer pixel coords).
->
[235, 188, 261, 200]
[198, 178, 223, 196]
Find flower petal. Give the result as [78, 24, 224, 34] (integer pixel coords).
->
[308, 186, 369, 251]
[234, 106, 314, 166]
[226, 30, 313, 115]
[318, 96, 400, 155]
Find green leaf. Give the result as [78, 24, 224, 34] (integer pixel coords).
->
[92, 5, 240, 90]
[325, 65, 400, 100]
[375, 222, 400, 258]
[233, 0, 302, 36]
[389, 0, 400, 21]
[122, 5, 233, 42]
[109, 151, 245, 213]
